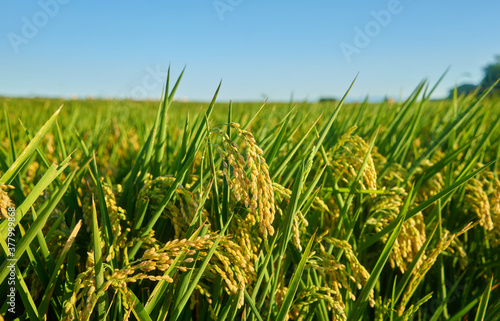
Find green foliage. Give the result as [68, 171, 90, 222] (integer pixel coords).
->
[449, 55, 500, 97]
[1, 73, 499, 320]
[481, 55, 500, 91]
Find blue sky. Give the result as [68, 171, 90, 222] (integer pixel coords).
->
[1, 0, 499, 102]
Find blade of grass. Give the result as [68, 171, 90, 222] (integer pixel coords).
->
[88, 155, 115, 268]
[14, 265, 40, 320]
[276, 232, 316, 321]
[474, 274, 494, 321]
[170, 216, 233, 321]
[91, 195, 106, 321]
[0, 169, 76, 284]
[0, 154, 72, 242]
[407, 78, 500, 180]
[0, 105, 63, 185]
[348, 186, 411, 321]
[37, 220, 82, 316]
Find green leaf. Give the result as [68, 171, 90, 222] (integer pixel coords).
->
[348, 187, 411, 321]
[276, 232, 316, 321]
[0, 154, 71, 242]
[0, 169, 76, 284]
[170, 217, 233, 321]
[37, 220, 82, 316]
[474, 274, 494, 321]
[0, 105, 63, 185]
[14, 266, 40, 320]
[91, 196, 106, 321]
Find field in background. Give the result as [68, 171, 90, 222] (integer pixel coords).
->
[1, 75, 499, 321]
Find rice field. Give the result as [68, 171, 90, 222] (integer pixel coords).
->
[1, 72, 499, 320]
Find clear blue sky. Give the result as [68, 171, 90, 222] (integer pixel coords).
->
[1, 0, 499, 102]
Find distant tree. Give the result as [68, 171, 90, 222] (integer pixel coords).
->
[448, 84, 477, 98]
[318, 97, 338, 103]
[480, 55, 500, 90]
[449, 55, 500, 98]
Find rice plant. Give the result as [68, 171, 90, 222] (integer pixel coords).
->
[0, 71, 499, 320]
